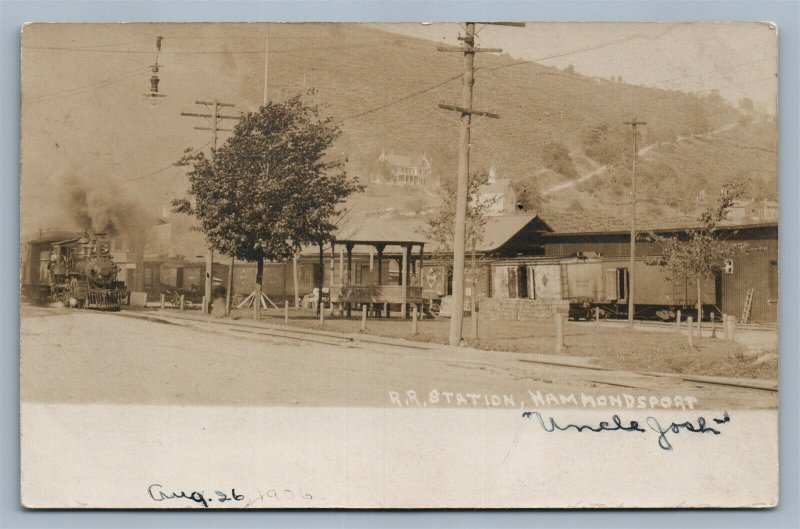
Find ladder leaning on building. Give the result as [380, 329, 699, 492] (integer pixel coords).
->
[741, 287, 755, 324]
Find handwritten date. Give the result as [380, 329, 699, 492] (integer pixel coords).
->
[148, 484, 314, 508]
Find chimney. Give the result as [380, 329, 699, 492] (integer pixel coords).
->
[488, 166, 497, 184]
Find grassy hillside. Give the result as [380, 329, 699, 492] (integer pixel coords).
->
[21, 23, 776, 243]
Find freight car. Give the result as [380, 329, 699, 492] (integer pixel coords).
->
[22, 232, 128, 310]
[491, 252, 718, 321]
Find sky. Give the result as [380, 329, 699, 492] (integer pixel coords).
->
[372, 22, 778, 113]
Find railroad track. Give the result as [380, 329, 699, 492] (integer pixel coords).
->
[518, 357, 777, 394]
[112, 309, 431, 352]
[574, 318, 777, 333]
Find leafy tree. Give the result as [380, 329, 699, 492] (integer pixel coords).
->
[405, 194, 427, 217]
[422, 170, 492, 291]
[647, 183, 753, 327]
[173, 95, 362, 319]
[513, 177, 549, 212]
[542, 141, 578, 178]
[579, 121, 633, 167]
[424, 170, 490, 254]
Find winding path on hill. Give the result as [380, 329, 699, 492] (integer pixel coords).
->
[542, 121, 739, 197]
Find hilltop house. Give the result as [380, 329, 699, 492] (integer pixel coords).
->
[475, 167, 518, 216]
[372, 150, 437, 187]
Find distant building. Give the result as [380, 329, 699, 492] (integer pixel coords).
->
[372, 150, 436, 187]
[728, 199, 778, 223]
[476, 167, 518, 216]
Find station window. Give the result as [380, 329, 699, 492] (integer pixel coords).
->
[507, 266, 529, 299]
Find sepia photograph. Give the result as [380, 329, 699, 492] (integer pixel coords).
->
[19, 21, 778, 509]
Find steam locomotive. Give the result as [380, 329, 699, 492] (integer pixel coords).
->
[22, 232, 129, 310]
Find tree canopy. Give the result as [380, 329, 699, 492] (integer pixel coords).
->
[422, 170, 491, 255]
[647, 182, 755, 322]
[173, 95, 362, 262]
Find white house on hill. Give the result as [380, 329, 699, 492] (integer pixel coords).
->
[372, 150, 437, 187]
[476, 167, 518, 216]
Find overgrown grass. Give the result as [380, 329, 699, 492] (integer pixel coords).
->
[233, 308, 776, 380]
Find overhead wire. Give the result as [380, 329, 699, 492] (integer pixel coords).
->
[125, 140, 212, 184]
[23, 66, 151, 103]
[338, 72, 463, 123]
[24, 41, 389, 55]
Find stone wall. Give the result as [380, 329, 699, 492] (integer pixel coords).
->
[480, 297, 570, 322]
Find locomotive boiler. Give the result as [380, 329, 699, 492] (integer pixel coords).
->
[22, 232, 128, 310]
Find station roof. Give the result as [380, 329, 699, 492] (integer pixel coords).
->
[298, 213, 553, 255]
[543, 220, 778, 238]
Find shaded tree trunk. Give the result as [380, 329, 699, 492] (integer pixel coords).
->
[254, 256, 264, 321]
[318, 241, 324, 316]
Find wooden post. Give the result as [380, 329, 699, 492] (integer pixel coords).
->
[205, 248, 213, 315]
[361, 304, 367, 332]
[369, 247, 375, 284]
[317, 241, 324, 317]
[470, 295, 478, 339]
[401, 245, 409, 319]
[377, 245, 385, 318]
[729, 315, 737, 342]
[346, 244, 353, 318]
[284, 300, 289, 324]
[412, 305, 418, 335]
[160, 293, 165, 310]
[254, 257, 264, 321]
[180, 294, 185, 312]
[292, 255, 299, 308]
[376, 245, 384, 286]
[368, 247, 375, 314]
[329, 244, 335, 301]
[554, 310, 564, 354]
[320, 300, 325, 326]
[338, 245, 344, 286]
[710, 313, 716, 338]
[687, 316, 694, 349]
[676, 310, 681, 333]
[226, 256, 235, 316]
[595, 306, 600, 326]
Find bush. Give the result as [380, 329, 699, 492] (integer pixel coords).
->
[542, 141, 578, 178]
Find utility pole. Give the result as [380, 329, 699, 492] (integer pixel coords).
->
[623, 116, 646, 328]
[438, 21, 522, 346]
[181, 99, 238, 314]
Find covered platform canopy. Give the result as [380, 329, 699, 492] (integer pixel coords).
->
[325, 217, 429, 317]
[300, 213, 553, 317]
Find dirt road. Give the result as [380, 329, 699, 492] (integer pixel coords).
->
[20, 307, 776, 409]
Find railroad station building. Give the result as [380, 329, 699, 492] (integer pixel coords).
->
[85, 210, 777, 324]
